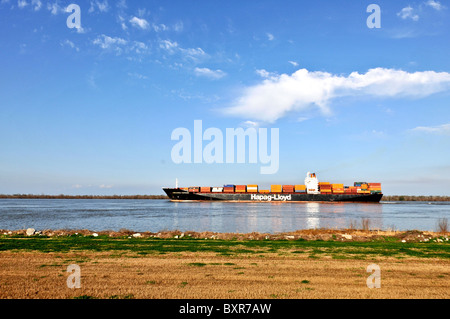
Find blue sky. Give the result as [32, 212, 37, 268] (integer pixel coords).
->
[1, 0, 450, 195]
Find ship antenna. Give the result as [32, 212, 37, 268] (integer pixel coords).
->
[175, 178, 179, 188]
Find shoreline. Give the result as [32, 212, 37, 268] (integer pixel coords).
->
[2, 228, 448, 242]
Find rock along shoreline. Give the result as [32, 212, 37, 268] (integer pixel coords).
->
[2, 228, 448, 243]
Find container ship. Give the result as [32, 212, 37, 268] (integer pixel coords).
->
[163, 172, 383, 203]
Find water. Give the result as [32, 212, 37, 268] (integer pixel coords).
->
[0, 199, 448, 233]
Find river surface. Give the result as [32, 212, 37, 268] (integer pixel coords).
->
[0, 199, 449, 233]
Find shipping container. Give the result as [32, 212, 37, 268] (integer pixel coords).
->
[295, 185, 306, 190]
[212, 187, 223, 193]
[282, 185, 295, 192]
[354, 182, 368, 186]
[235, 185, 247, 193]
[271, 185, 282, 192]
[259, 189, 270, 193]
[223, 186, 234, 193]
[246, 185, 258, 192]
[188, 187, 199, 193]
[200, 187, 211, 193]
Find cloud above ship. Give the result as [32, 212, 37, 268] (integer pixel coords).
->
[223, 67, 450, 123]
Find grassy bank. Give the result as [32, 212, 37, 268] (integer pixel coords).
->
[1, 229, 449, 299]
[1, 230, 449, 260]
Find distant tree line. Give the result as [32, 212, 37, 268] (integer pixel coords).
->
[382, 195, 450, 202]
[0, 194, 169, 199]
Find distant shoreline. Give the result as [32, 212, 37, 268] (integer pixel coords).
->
[0, 194, 169, 199]
[0, 194, 449, 201]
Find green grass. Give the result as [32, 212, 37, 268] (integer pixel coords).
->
[0, 236, 448, 259]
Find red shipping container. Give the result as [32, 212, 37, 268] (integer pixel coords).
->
[282, 185, 295, 192]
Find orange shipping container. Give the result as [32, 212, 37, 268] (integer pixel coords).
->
[271, 185, 282, 192]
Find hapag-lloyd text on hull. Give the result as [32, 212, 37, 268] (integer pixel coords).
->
[251, 194, 292, 201]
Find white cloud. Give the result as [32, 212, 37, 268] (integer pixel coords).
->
[152, 23, 169, 32]
[92, 34, 149, 56]
[60, 39, 79, 52]
[130, 41, 149, 54]
[266, 33, 274, 41]
[47, 2, 64, 15]
[117, 15, 127, 30]
[241, 120, 259, 128]
[410, 123, 450, 135]
[159, 39, 207, 62]
[255, 69, 278, 79]
[116, 0, 126, 9]
[130, 16, 149, 30]
[160, 39, 178, 53]
[99, 184, 113, 189]
[173, 21, 184, 32]
[17, 0, 27, 8]
[194, 67, 226, 79]
[89, 0, 109, 13]
[288, 61, 299, 67]
[223, 68, 450, 123]
[93, 34, 127, 51]
[128, 72, 148, 80]
[31, 0, 40, 10]
[397, 6, 419, 21]
[425, 0, 444, 10]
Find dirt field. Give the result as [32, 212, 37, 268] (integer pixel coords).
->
[0, 250, 448, 299]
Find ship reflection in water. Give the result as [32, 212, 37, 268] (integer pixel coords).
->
[171, 201, 383, 233]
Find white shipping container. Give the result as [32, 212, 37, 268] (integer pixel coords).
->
[212, 187, 223, 192]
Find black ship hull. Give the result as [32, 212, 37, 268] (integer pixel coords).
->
[162, 188, 383, 203]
